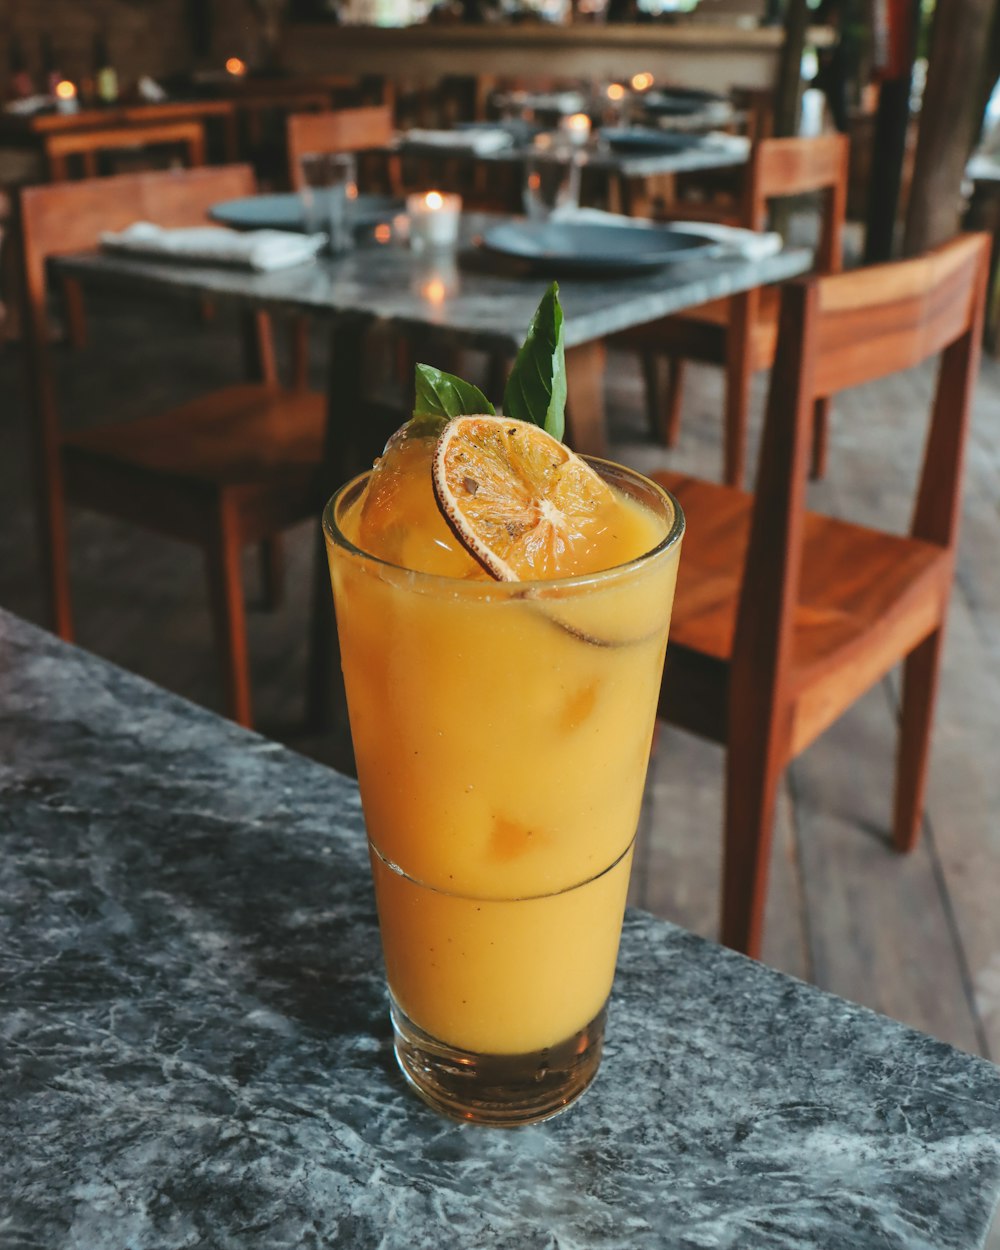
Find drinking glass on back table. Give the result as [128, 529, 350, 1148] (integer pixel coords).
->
[523, 137, 581, 222]
[299, 152, 358, 253]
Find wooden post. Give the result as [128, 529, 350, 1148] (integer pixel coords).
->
[903, 0, 1000, 256]
[774, 0, 810, 138]
[864, 0, 920, 263]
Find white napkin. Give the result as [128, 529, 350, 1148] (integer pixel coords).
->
[403, 128, 513, 155]
[502, 91, 587, 116]
[696, 131, 752, 156]
[564, 208, 782, 260]
[100, 223, 326, 271]
[665, 219, 781, 259]
[3, 94, 53, 116]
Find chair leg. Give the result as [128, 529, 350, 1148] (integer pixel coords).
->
[720, 723, 788, 959]
[810, 397, 830, 480]
[290, 316, 310, 391]
[640, 351, 666, 443]
[259, 536, 285, 611]
[892, 629, 944, 853]
[663, 357, 686, 447]
[205, 502, 253, 728]
[722, 291, 756, 488]
[640, 352, 685, 446]
[61, 277, 87, 350]
[38, 478, 74, 641]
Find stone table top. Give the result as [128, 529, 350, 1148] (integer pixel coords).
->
[391, 132, 750, 179]
[55, 215, 812, 354]
[2, 607, 999, 1250]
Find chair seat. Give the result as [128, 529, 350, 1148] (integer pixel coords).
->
[62, 383, 326, 486]
[655, 470, 952, 751]
[61, 384, 328, 544]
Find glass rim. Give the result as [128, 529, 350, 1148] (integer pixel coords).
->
[322, 454, 685, 593]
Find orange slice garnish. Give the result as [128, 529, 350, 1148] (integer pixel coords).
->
[432, 415, 616, 581]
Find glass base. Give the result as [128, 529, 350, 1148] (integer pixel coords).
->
[390, 997, 606, 1126]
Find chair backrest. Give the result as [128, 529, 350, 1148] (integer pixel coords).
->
[732, 86, 775, 141]
[20, 162, 255, 332]
[286, 106, 395, 188]
[743, 133, 849, 274]
[19, 164, 257, 460]
[733, 232, 990, 721]
[44, 120, 207, 182]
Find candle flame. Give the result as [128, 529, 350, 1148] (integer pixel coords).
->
[55, 80, 77, 100]
[225, 57, 248, 76]
[423, 277, 447, 306]
[425, 191, 444, 210]
[374, 223, 392, 244]
[607, 83, 626, 102]
[631, 72, 654, 92]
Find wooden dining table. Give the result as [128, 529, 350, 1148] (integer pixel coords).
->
[391, 128, 750, 216]
[3, 602, 1000, 1250]
[0, 99, 241, 172]
[52, 210, 810, 736]
[54, 209, 799, 463]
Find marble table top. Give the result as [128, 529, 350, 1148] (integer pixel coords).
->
[392, 131, 749, 179]
[55, 215, 811, 354]
[2, 606, 1000, 1249]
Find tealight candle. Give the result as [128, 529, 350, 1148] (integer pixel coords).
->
[406, 191, 462, 252]
[559, 112, 592, 147]
[54, 80, 79, 114]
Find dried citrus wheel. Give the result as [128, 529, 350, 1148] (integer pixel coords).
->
[432, 415, 617, 581]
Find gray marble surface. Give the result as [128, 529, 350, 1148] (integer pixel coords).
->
[55, 215, 811, 354]
[393, 133, 749, 179]
[3, 606, 999, 1250]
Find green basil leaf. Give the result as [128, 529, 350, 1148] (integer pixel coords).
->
[502, 282, 566, 442]
[413, 363, 494, 423]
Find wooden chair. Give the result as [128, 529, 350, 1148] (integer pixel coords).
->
[238, 89, 332, 181]
[286, 105, 400, 194]
[43, 119, 207, 182]
[649, 232, 990, 959]
[19, 164, 327, 729]
[43, 120, 208, 350]
[621, 133, 849, 488]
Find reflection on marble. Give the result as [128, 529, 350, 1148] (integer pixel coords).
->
[54, 215, 812, 355]
[2, 607, 999, 1250]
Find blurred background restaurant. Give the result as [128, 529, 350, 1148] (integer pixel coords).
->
[1, 0, 998, 1072]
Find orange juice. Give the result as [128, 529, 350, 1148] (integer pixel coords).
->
[325, 421, 682, 1121]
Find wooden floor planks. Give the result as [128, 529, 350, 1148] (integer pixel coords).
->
[1, 291, 998, 1064]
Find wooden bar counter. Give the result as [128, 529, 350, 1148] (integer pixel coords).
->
[283, 22, 833, 94]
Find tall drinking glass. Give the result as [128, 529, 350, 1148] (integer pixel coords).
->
[522, 137, 582, 221]
[299, 151, 357, 253]
[324, 460, 683, 1125]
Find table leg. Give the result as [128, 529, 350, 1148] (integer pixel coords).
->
[564, 340, 608, 459]
[222, 111, 240, 165]
[305, 319, 375, 757]
[239, 308, 277, 384]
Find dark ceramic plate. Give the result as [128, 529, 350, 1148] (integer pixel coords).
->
[210, 192, 404, 233]
[642, 88, 726, 116]
[479, 220, 718, 276]
[600, 129, 708, 155]
[456, 119, 541, 145]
